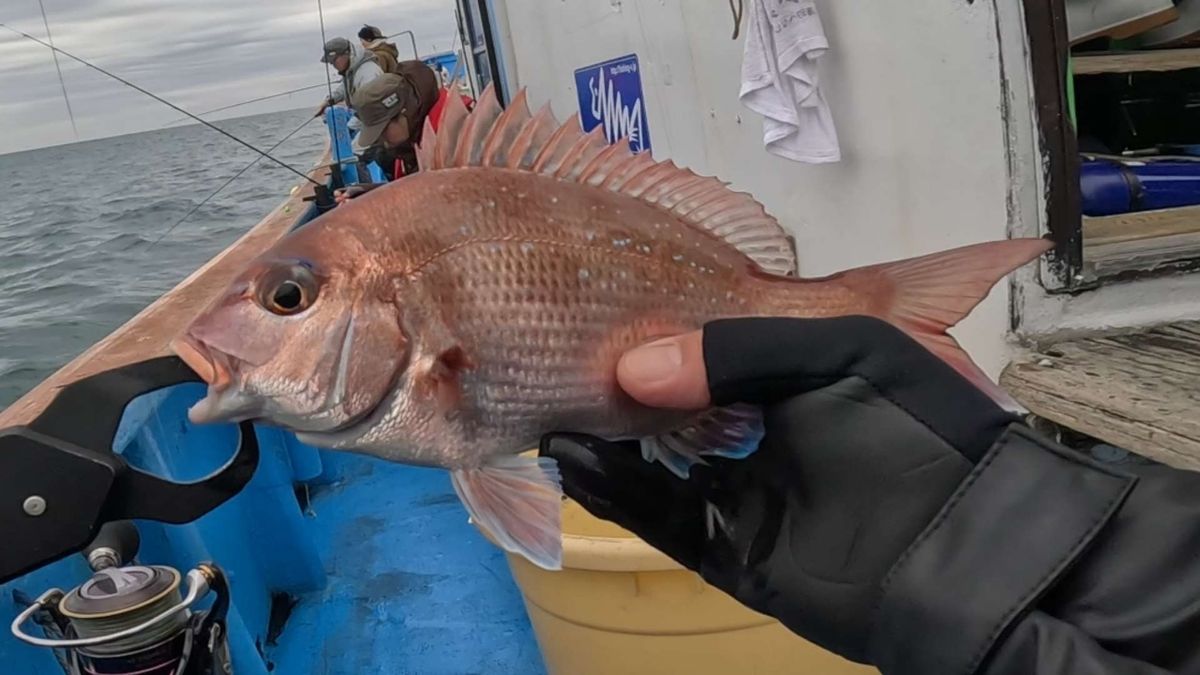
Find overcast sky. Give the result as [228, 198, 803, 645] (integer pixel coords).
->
[0, 0, 458, 155]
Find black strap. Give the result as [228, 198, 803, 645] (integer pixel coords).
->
[869, 426, 1136, 675]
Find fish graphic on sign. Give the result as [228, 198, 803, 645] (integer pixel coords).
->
[574, 54, 652, 154]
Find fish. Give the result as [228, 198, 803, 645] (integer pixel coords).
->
[171, 84, 1053, 571]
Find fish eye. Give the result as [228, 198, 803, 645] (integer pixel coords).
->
[257, 263, 319, 316]
[271, 281, 305, 313]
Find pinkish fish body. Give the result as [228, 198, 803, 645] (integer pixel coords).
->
[172, 85, 1051, 570]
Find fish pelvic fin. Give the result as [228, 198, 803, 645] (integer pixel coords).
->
[838, 237, 1053, 411]
[452, 455, 563, 571]
[415, 83, 798, 276]
[641, 404, 765, 479]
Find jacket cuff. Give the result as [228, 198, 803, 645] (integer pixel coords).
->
[869, 425, 1137, 675]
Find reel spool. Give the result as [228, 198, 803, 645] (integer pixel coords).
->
[10, 523, 232, 675]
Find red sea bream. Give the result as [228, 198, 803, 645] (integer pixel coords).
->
[171, 85, 1052, 570]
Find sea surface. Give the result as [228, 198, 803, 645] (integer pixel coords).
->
[0, 108, 327, 407]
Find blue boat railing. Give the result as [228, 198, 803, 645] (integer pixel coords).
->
[323, 106, 385, 187]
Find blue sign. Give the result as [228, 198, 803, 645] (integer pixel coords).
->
[574, 54, 652, 154]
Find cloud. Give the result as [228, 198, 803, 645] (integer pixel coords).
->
[0, 0, 458, 154]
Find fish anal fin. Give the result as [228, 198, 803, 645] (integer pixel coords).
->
[422, 84, 798, 276]
[641, 404, 765, 479]
[831, 237, 1053, 411]
[452, 455, 563, 570]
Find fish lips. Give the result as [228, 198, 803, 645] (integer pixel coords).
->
[170, 334, 262, 424]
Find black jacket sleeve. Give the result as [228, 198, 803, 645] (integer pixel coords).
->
[871, 426, 1200, 674]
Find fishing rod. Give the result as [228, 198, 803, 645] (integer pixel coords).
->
[150, 115, 317, 250]
[35, 0, 76, 139]
[0, 22, 320, 187]
[315, 0, 344, 179]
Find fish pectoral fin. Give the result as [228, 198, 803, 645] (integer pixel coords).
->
[641, 404, 765, 479]
[451, 455, 563, 571]
[416, 345, 475, 414]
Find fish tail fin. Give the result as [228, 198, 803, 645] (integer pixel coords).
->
[841, 238, 1052, 411]
[451, 455, 563, 570]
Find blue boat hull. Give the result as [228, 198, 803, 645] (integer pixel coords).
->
[1, 384, 546, 674]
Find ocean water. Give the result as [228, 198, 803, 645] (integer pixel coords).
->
[0, 108, 327, 407]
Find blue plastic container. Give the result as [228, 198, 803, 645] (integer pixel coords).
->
[1080, 158, 1200, 216]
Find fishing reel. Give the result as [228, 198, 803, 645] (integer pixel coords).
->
[11, 522, 233, 675]
[0, 355, 260, 675]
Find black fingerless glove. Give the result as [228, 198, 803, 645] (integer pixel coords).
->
[543, 316, 1135, 673]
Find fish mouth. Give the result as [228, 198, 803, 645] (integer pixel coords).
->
[172, 334, 231, 388]
[170, 334, 257, 424]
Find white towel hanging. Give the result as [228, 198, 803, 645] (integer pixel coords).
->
[739, 0, 841, 164]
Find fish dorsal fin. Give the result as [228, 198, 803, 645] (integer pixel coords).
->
[417, 84, 797, 275]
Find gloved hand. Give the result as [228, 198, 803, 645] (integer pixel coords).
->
[540, 316, 1020, 664]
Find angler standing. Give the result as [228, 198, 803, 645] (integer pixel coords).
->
[313, 37, 383, 121]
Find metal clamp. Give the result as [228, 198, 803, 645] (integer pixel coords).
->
[10, 568, 212, 649]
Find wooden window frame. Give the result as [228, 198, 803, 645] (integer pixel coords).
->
[1023, 0, 1200, 292]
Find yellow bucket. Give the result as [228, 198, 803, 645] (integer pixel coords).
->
[497, 494, 879, 675]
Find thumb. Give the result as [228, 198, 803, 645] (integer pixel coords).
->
[616, 331, 710, 410]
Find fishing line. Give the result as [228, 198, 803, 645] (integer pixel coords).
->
[160, 83, 331, 127]
[149, 115, 317, 250]
[0, 22, 320, 186]
[35, 0, 76, 138]
[315, 0, 344, 173]
[163, 26, 437, 128]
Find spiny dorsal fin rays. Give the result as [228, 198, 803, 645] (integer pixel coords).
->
[602, 151, 656, 192]
[453, 89, 503, 167]
[530, 112, 584, 175]
[434, 89, 471, 169]
[417, 116, 437, 171]
[507, 104, 558, 170]
[578, 139, 635, 187]
[417, 83, 798, 276]
[553, 125, 609, 182]
[481, 89, 532, 167]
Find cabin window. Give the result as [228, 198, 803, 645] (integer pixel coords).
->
[1028, 0, 1200, 290]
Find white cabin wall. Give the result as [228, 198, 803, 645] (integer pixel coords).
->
[496, 0, 1029, 377]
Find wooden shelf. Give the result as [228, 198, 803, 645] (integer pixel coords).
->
[1074, 47, 1200, 75]
[1084, 204, 1200, 244]
[1083, 206, 1200, 276]
[1001, 321, 1200, 471]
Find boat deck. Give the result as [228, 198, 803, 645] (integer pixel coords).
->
[268, 452, 545, 675]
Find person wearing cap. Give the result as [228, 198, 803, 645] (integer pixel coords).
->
[313, 37, 384, 119]
[350, 61, 440, 179]
[359, 24, 400, 75]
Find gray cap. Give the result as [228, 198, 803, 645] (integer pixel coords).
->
[321, 37, 350, 63]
